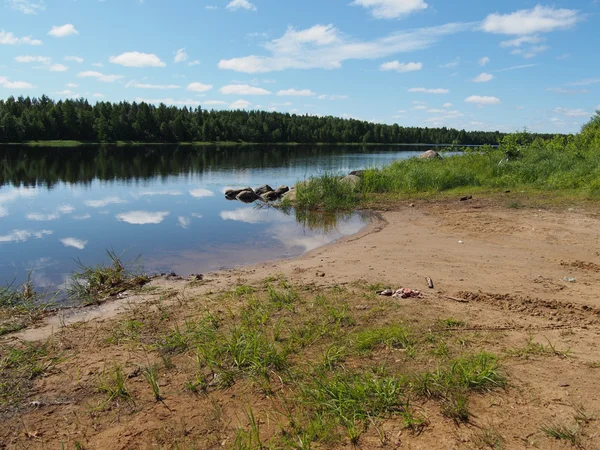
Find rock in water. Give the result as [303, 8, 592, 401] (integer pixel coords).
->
[260, 191, 279, 202]
[419, 150, 441, 159]
[236, 190, 259, 203]
[275, 185, 290, 196]
[225, 187, 253, 199]
[340, 174, 361, 186]
[255, 185, 274, 196]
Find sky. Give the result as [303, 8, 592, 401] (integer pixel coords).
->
[0, 0, 599, 133]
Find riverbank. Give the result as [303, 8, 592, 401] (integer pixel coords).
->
[2, 195, 600, 448]
[0, 141, 468, 148]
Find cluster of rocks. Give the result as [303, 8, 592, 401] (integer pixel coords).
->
[225, 184, 291, 203]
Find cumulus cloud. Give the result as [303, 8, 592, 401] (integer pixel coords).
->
[126, 80, 181, 89]
[408, 87, 449, 94]
[110, 52, 166, 68]
[220, 84, 271, 95]
[60, 237, 87, 250]
[318, 94, 348, 100]
[351, 0, 428, 19]
[174, 48, 188, 63]
[26, 212, 60, 221]
[380, 61, 422, 72]
[178, 216, 191, 229]
[135, 97, 202, 106]
[218, 22, 471, 73]
[15, 55, 50, 63]
[189, 188, 215, 198]
[48, 63, 68, 72]
[84, 197, 127, 208]
[473, 72, 493, 82]
[203, 100, 227, 106]
[58, 204, 75, 214]
[77, 71, 124, 83]
[7, 0, 46, 14]
[0, 229, 52, 243]
[443, 102, 453, 108]
[48, 24, 79, 38]
[64, 56, 84, 63]
[464, 95, 501, 105]
[0, 30, 42, 45]
[553, 107, 589, 117]
[277, 88, 315, 96]
[226, 0, 256, 11]
[116, 211, 170, 225]
[481, 5, 580, 35]
[479, 56, 490, 66]
[187, 82, 213, 93]
[0, 77, 35, 89]
[230, 99, 252, 109]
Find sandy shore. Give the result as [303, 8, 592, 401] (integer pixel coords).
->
[3, 197, 600, 449]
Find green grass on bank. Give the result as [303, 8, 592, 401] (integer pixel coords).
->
[295, 115, 600, 211]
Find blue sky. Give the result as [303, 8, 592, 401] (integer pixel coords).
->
[0, 0, 599, 133]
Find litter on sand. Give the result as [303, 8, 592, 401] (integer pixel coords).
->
[377, 288, 423, 299]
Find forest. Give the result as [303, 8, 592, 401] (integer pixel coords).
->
[0, 96, 555, 145]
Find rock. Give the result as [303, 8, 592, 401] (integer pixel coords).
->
[460, 195, 473, 202]
[225, 187, 253, 199]
[340, 174, 361, 187]
[377, 289, 394, 297]
[188, 274, 203, 281]
[419, 150, 441, 159]
[283, 190, 297, 202]
[236, 190, 260, 203]
[260, 191, 279, 202]
[254, 184, 274, 196]
[275, 185, 290, 196]
[316, 271, 325, 277]
[349, 170, 365, 177]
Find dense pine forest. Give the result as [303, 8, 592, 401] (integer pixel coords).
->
[0, 96, 555, 145]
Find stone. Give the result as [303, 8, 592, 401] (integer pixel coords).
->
[283, 190, 297, 202]
[236, 190, 259, 203]
[225, 187, 253, 199]
[419, 150, 441, 159]
[275, 185, 290, 196]
[254, 184, 274, 195]
[260, 191, 279, 202]
[340, 174, 361, 186]
[349, 170, 365, 177]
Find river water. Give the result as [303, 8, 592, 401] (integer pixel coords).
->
[0, 144, 429, 292]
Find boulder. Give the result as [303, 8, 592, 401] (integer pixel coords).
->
[275, 185, 290, 196]
[254, 184, 274, 196]
[225, 187, 253, 199]
[340, 174, 361, 187]
[419, 150, 441, 160]
[236, 190, 260, 203]
[260, 191, 279, 202]
[283, 190, 297, 202]
[349, 170, 365, 177]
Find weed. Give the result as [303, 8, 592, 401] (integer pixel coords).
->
[441, 391, 470, 423]
[184, 375, 207, 395]
[321, 345, 347, 372]
[353, 325, 412, 353]
[142, 363, 162, 401]
[472, 426, 506, 449]
[0, 276, 55, 336]
[437, 318, 467, 329]
[232, 285, 255, 297]
[541, 422, 580, 444]
[296, 172, 361, 211]
[97, 364, 131, 404]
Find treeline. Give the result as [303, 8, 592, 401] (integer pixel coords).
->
[0, 96, 554, 145]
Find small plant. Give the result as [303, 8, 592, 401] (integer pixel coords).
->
[142, 363, 162, 401]
[437, 318, 467, 329]
[97, 364, 131, 403]
[441, 392, 470, 423]
[472, 426, 506, 449]
[353, 325, 412, 353]
[232, 285, 255, 297]
[541, 422, 580, 444]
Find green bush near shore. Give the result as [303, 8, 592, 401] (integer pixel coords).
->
[296, 113, 600, 210]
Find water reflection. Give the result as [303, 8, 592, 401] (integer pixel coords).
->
[1, 144, 424, 290]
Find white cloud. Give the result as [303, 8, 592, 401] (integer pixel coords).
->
[93, 93, 105, 98]
[318, 94, 348, 100]
[7, 0, 46, 14]
[500, 35, 544, 48]
[230, 99, 252, 109]
[218, 22, 471, 73]
[546, 87, 589, 95]
[0, 78, 35, 89]
[277, 88, 315, 97]
[110, 52, 166, 68]
[77, 71, 124, 83]
[408, 87, 449, 94]
[48, 24, 79, 38]
[174, 48, 188, 63]
[380, 60, 422, 72]
[479, 56, 490, 66]
[73, 214, 91, 220]
[192, 213, 203, 219]
[116, 211, 170, 225]
[126, 80, 181, 89]
[58, 204, 75, 214]
[440, 58, 459, 69]
[494, 63, 536, 73]
[203, 100, 227, 106]
[26, 212, 59, 221]
[220, 84, 271, 95]
[351, 0, 428, 19]
[136, 190, 183, 197]
[84, 197, 126, 208]
[66, 83, 79, 88]
[565, 78, 600, 87]
[465, 95, 501, 105]
[188, 60, 200, 66]
[48, 63, 68, 72]
[0, 30, 42, 45]
[15, 55, 50, 63]
[473, 72, 493, 83]
[481, 5, 580, 35]
[0, 229, 52, 243]
[189, 188, 215, 198]
[60, 237, 87, 250]
[443, 102, 453, 108]
[56, 90, 78, 97]
[412, 105, 427, 110]
[92, 62, 104, 67]
[135, 97, 202, 106]
[554, 107, 589, 117]
[220, 208, 267, 224]
[178, 216, 191, 229]
[226, 0, 256, 11]
[187, 82, 213, 93]
[64, 56, 84, 63]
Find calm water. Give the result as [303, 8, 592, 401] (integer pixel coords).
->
[0, 144, 426, 291]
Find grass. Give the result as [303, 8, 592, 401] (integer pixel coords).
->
[97, 364, 132, 405]
[541, 422, 580, 444]
[67, 250, 149, 305]
[142, 363, 163, 401]
[292, 124, 600, 211]
[353, 325, 413, 353]
[0, 275, 54, 336]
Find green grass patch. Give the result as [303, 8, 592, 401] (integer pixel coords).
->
[353, 325, 413, 353]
